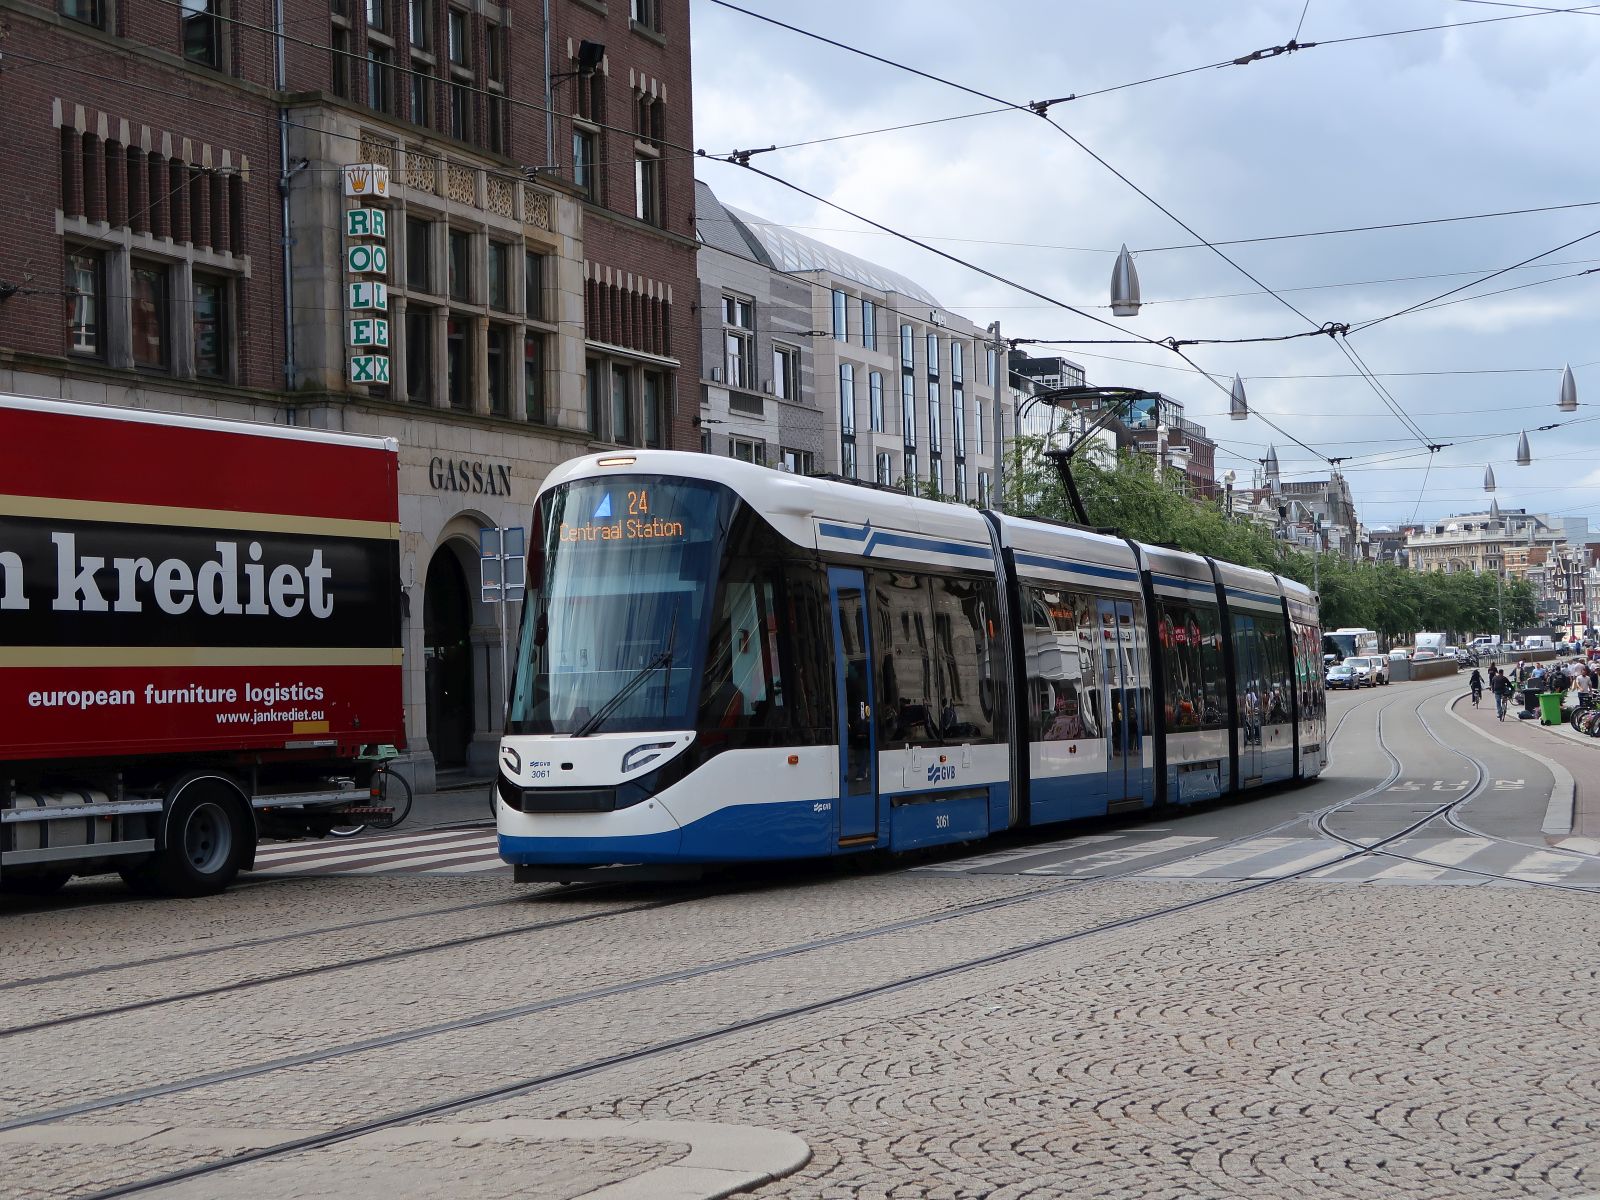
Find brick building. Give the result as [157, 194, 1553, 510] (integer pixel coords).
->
[0, 0, 697, 786]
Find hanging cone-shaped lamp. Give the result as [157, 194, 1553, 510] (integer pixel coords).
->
[1230, 374, 1248, 421]
[1490, 497, 1501, 520]
[1263, 443, 1280, 486]
[1559, 363, 1578, 413]
[1110, 244, 1141, 317]
[1483, 463, 1497, 492]
[1516, 430, 1532, 466]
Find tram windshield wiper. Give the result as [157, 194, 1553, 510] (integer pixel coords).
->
[569, 605, 678, 738]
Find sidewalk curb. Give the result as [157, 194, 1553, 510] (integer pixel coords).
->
[1443, 694, 1574, 836]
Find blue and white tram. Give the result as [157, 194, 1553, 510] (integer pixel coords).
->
[496, 451, 1327, 880]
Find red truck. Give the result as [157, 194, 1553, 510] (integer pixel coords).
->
[1, 395, 405, 896]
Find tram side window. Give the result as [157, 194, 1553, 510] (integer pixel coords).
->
[698, 561, 785, 733]
[929, 575, 1004, 743]
[872, 571, 938, 746]
[1233, 614, 1261, 737]
[1023, 586, 1099, 741]
[1192, 603, 1227, 729]
[1294, 621, 1326, 722]
[1259, 619, 1293, 724]
[1159, 602, 1203, 730]
[781, 565, 835, 741]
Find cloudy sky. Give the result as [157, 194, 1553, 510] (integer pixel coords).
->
[687, 0, 1600, 531]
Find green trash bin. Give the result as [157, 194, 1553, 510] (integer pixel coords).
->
[1539, 692, 1564, 725]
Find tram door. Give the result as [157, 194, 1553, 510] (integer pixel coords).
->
[1097, 598, 1145, 806]
[1234, 615, 1262, 784]
[828, 568, 879, 843]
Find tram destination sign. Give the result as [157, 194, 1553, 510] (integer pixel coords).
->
[558, 488, 685, 544]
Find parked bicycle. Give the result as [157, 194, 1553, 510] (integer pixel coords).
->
[327, 745, 414, 838]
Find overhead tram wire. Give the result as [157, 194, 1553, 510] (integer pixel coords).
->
[1350, 225, 1600, 334]
[712, 154, 1339, 469]
[709, 2, 1448, 458]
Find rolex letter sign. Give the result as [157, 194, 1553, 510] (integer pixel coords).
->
[344, 181, 391, 386]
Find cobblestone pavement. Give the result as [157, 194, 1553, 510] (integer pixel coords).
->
[5, 682, 1598, 1199]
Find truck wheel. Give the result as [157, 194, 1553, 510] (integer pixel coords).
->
[0, 871, 72, 896]
[128, 790, 248, 897]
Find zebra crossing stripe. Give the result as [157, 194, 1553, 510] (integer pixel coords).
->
[343, 848, 503, 873]
[912, 834, 1120, 873]
[250, 832, 494, 873]
[1020, 835, 1213, 876]
[252, 828, 489, 866]
[1136, 836, 1299, 879]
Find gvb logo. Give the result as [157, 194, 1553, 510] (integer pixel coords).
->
[927, 763, 957, 783]
[592, 494, 613, 520]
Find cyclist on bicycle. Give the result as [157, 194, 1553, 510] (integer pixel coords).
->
[1492, 669, 1514, 722]
[1468, 667, 1484, 708]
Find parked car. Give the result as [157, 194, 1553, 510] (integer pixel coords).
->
[1344, 656, 1389, 686]
[1412, 648, 1441, 662]
[1326, 663, 1359, 690]
[1389, 646, 1413, 662]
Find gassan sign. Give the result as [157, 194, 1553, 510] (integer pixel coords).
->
[343, 177, 390, 386]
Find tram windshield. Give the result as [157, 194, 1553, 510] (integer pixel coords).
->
[507, 475, 731, 735]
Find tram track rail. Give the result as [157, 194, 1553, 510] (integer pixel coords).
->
[66, 700, 1456, 1199]
[1313, 684, 1600, 894]
[0, 683, 1390, 1040]
[7, 693, 1408, 1162]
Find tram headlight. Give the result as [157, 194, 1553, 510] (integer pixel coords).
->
[621, 741, 677, 774]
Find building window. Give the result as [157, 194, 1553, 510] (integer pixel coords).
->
[366, 0, 387, 30]
[875, 451, 893, 486]
[861, 299, 877, 351]
[904, 452, 917, 492]
[446, 6, 467, 62]
[978, 470, 991, 507]
[448, 228, 471, 302]
[65, 248, 104, 358]
[332, 25, 352, 97]
[610, 365, 633, 444]
[193, 274, 229, 379]
[484, 23, 506, 151]
[951, 341, 964, 382]
[975, 400, 985, 454]
[722, 294, 753, 389]
[523, 332, 546, 422]
[409, 0, 430, 46]
[405, 217, 433, 291]
[955, 462, 968, 502]
[986, 346, 996, 386]
[773, 344, 799, 400]
[900, 323, 913, 368]
[586, 357, 603, 433]
[572, 127, 597, 201]
[182, 0, 222, 69]
[839, 363, 855, 435]
[731, 436, 763, 464]
[869, 371, 884, 433]
[926, 333, 940, 377]
[630, 0, 661, 32]
[130, 261, 169, 371]
[643, 371, 665, 448]
[367, 45, 395, 113]
[831, 289, 847, 341]
[410, 65, 434, 127]
[524, 249, 546, 319]
[450, 81, 472, 141]
[485, 324, 510, 415]
[901, 374, 916, 445]
[928, 382, 941, 444]
[634, 155, 662, 226]
[405, 307, 433, 402]
[842, 441, 856, 480]
[446, 315, 470, 409]
[930, 456, 943, 495]
[488, 241, 511, 310]
[952, 390, 965, 455]
[782, 448, 815, 476]
[61, 0, 103, 28]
